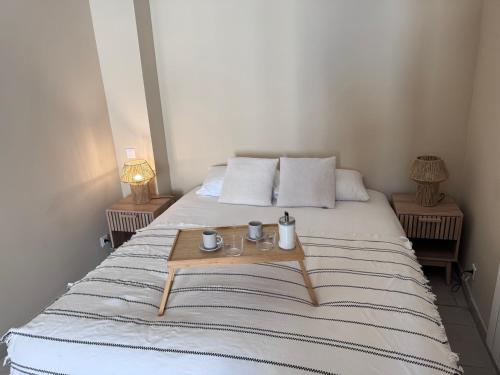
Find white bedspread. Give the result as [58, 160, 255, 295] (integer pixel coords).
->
[2, 190, 462, 375]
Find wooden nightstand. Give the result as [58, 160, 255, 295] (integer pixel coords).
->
[106, 195, 177, 249]
[392, 193, 463, 285]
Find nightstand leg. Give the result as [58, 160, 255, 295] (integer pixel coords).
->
[158, 268, 176, 316]
[299, 260, 318, 306]
[446, 263, 452, 286]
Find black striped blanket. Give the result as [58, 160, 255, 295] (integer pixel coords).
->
[2, 225, 462, 375]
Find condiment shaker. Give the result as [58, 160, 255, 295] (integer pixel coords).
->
[279, 211, 296, 250]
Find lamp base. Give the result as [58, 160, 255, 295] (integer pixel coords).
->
[415, 182, 440, 207]
[130, 183, 151, 204]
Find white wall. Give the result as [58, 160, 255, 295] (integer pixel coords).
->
[0, 0, 121, 336]
[89, 0, 157, 196]
[134, 0, 173, 195]
[150, 0, 482, 196]
[460, 0, 500, 326]
[0, 0, 494, 348]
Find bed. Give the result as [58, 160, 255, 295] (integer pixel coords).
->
[2, 189, 462, 375]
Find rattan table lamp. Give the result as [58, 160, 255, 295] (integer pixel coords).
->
[409, 155, 449, 207]
[120, 159, 155, 204]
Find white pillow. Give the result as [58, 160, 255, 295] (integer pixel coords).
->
[196, 165, 226, 197]
[277, 157, 336, 208]
[336, 169, 369, 201]
[196, 165, 281, 198]
[272, 171, 280, 201]
[219, 157, 278, 206]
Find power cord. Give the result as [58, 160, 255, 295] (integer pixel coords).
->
[461, 269, 475, 282]
[450, 268, 474, 293]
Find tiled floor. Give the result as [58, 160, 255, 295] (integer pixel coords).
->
[0, 268, 497, 375]
[425, 266, 499, 374]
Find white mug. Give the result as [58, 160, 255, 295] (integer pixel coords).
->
[248, 221, 263, 240]
[202, 230, 221, 249]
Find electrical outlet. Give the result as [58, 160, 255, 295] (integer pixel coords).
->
[99, 234, 111, 249]
[125, 148, 136, 159]
[472, 263, 478, 281]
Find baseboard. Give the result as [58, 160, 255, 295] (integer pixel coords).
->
[458, 263, 487, 337]
[458, 266, 500, 374]
[462, 276, 487, 337]
[0, 344, 6, 366]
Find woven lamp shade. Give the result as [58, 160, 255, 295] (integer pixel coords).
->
[409, 156, 448, 207]
[121, 159, 155, 185]
[409, 156, 448, 183]
[120, 159, 155, 204]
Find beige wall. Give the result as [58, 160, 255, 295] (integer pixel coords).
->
[460, 0, 500, 326]
[0, 0, 121, 337]
[150, 0, 483, 195]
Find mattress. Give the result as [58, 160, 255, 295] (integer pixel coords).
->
[153, 189, 406, 239]
[2, 190, 462, 375]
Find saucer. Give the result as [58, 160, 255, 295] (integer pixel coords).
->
[199, 240, 223, 252]
[245, 233, 265, 242]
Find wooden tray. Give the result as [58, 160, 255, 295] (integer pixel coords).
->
[167, 224, 304, 267]
[158, 224, 317, 315]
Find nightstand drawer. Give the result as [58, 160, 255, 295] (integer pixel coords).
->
[397, 214, 462, 240]
[107, 211, 153, 232]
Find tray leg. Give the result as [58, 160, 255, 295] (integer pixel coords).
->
[158, 268, 176, 316]
[299, 260, 318, 306]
